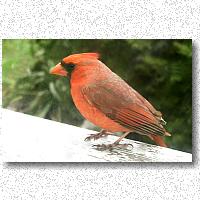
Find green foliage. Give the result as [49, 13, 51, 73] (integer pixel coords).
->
[3, 40, 84, 125]
[2, 39, 192, 152]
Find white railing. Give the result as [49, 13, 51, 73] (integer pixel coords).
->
[1, 109, 192, 162]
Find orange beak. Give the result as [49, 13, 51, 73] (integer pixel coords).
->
[49, 63, 68, 77]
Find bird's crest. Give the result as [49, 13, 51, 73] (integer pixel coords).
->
[68, 52, 100, 60]
[79, 53, 100, 59]
[62, 52, 100, 64]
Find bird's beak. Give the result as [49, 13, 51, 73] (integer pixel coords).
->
[49, 63, 68, 77]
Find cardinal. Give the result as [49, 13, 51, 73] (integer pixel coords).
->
[50, 52, 170, 149]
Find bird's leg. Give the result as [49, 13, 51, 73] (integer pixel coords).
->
[93, 132, 133, 150]
[84, 129, 111, 141]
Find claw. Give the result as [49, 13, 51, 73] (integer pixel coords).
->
[84, 132, 108, 141]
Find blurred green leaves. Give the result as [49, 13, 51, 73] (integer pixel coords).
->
[3, 39, 84, 126]
[2, 39, 192, 152]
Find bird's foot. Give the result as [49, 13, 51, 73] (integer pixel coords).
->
[84, 130, 109, 141]
[84, 133, 107, 141]
[92, 143, 133, 150]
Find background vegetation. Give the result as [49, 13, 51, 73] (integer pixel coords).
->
[2, 39, 192, 152]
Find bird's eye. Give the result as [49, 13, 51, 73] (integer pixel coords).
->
[60, 60, 75, 70]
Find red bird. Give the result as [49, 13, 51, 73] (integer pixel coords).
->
[50, 53, 170, 149]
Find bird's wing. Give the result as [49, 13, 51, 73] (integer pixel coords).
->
[132, 88, 163, 118]
[82, 82, 166, 136]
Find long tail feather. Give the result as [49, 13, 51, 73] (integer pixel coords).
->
[149, 135, 167, 147]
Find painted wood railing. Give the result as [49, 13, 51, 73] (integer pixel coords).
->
[2, 109, 192, 162]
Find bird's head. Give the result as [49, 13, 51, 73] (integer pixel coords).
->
[50, 52, 100, 77]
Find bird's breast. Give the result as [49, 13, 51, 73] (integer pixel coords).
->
[70, 84, 129, 132]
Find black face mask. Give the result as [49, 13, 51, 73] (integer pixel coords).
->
[60, 60, 76, 74]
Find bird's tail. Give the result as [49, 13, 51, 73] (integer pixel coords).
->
[150, 135, 167, 147]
